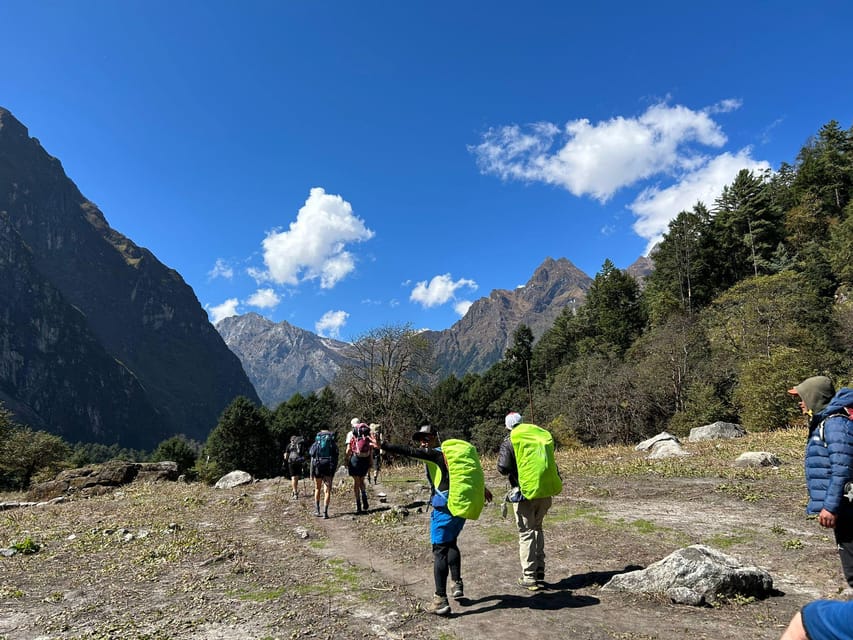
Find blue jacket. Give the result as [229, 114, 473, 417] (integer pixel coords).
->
[802, 599, 853, 640]
[805, 388, 853, 515]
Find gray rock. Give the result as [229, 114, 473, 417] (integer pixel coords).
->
[733, 452, 782, 468]
[648, 440, 691, 459]
[636, 432, 680, 452]
[688, 422, 746, 442]
[666, 586, 705, 606]
[602, 544, 772, 605]
[214, 470, 253, 489]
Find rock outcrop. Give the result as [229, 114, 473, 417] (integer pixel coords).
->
[26, 461, 179, 501]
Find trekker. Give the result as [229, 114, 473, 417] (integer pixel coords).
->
[780, 598, 853, 640]
[309, 429, 338, 519]
[345, 421, 373, 513]
[369, 423, 383, 484]
[373, 425, 492, 616]
[497, 411, 562, 591]
[284, 434, 306, 499]
[789, 376, 853, 588]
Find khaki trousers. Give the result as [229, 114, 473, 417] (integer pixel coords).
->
[513, 496, 552, 579]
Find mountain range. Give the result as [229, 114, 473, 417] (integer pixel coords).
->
[218, 255, 652, 407]
[0, 107, 260, 449]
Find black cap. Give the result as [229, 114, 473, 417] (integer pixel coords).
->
[411, 425, 438, 441]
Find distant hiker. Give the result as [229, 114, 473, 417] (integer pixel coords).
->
[498, 411, 562, 591]
[780, 598, 853, 640]
[369, 423, 383, 484]
[789, 376, 853, 588]
[284, 434, 306, 499]
[373, 425, 492, 616]
[309, 429, 338, 519]
[345, 421, 374, 513]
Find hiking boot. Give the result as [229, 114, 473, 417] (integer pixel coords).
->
[535, 570, 545, 584]
[517, 577, 542, 592]
[361, 492, 369, 510]
[451, 580, 464, 598]
[426, 594, 451, 616]
[323, 511, 329, 519]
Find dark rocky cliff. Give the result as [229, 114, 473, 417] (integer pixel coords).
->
[0, 107, 260, 448]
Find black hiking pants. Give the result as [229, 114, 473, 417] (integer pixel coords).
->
[432, 541, 461, 597]
[835, 507, 853, 587]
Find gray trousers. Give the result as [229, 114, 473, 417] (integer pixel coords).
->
[513, 496, 552, 580]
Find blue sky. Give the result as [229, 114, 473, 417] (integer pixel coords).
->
[2, 1, 851, 341]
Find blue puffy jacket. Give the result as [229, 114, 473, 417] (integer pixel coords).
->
[801, 599, 853, 640]
[805, 388, 853, 515]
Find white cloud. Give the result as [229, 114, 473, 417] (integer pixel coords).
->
[208, 258, 234, 280]
[471, 99, 781, 253]
[630, 150, 771, 252]
[472, 101, 732, 202]
[258, 187, 374, 289]
[454, 300, 473, 316]
[246, 288, 281, 309]
[207, 298, 240, 324]
[410, 274, 478, 308]
[315, 310, 349, 339]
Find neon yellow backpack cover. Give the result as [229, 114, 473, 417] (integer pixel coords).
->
[426, 439, 486, 520]
[510, 423, 562, 499]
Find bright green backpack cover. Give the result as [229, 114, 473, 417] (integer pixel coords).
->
[427, 439, 485, 520]
[510, 423, 562, 499]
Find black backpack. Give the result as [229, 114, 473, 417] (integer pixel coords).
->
[287, 438, 305, 463]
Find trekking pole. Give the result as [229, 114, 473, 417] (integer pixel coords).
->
[526, 359, 536, 422]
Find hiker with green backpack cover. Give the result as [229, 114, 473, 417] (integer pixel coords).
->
[372, 425, 492, 617]
[498, 412, 562, 591]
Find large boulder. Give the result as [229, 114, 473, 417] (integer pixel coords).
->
[688, 422, 746, 442]
[602, 544, 773, 605]
[635, 432, 679, 451]
[214, 470, 253, 489]
[647, 440, 690, 459]
[636, 432, 690, 459]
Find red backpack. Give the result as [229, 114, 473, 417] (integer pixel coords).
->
[351, 424, 372, 458]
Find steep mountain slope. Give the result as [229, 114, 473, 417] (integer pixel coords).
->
[216, 313, 350, 407]
[0, 107, 260, 447]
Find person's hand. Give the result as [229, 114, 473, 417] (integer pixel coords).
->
[819, 508, 837, 528]
[484, 487, 493, 503]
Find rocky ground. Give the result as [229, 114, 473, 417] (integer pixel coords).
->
[0, 429, 848, 640]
